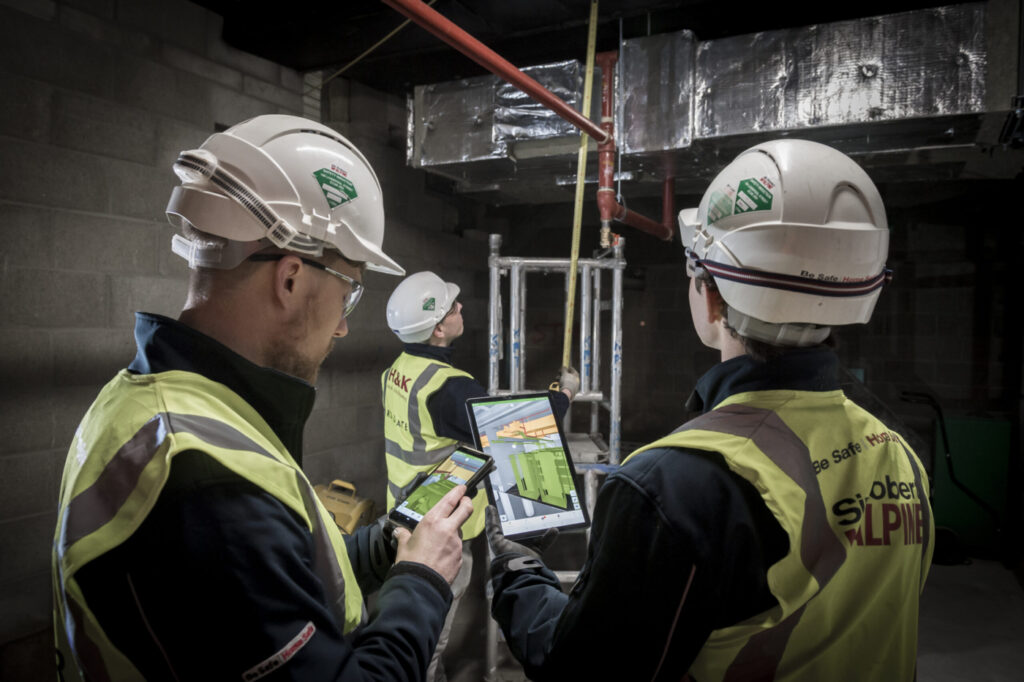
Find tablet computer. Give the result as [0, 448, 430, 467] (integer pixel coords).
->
[388, 445, 494, 530]
[466, 392, 590, 540]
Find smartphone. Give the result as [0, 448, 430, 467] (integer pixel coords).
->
[388, 445, 494, 530]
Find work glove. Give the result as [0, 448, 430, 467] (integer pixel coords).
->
[396, 470, 430, 504]
[485, 505, 558, 572]
[374, 514, 399, 563]
[550, 365, 581, 399]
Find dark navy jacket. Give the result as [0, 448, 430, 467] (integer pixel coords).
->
[75, 313, 451, 681]
[489, 350, 850, 680]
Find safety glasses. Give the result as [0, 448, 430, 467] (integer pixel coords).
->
[249, 254, 364, 318]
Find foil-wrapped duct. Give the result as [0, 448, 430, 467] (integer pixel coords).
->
[696, 4, 986, 138]
[410, 74, 502, 167]
[618, 30, 696, 154]
[495, 60, 584, 142]
[406, 3, 992, 202]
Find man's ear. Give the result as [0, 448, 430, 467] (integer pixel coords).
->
[702, 281, 725, 325]
[271, 255, 304, 308]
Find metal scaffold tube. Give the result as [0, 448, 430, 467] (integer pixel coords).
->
[488, 234, 502, 394]
[517, 269, 527, 390]
[591, 267, 602, 436]
[580, 263, 593, 395]
[508, 264, 521, 392]
[610, 238, 624, 463]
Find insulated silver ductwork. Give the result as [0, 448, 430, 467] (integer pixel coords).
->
[407, 2, 1019, 205]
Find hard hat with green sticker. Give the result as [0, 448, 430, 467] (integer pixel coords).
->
[313, 168, 358, 208]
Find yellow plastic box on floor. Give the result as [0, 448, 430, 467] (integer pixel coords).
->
[314, 479, 376, 535]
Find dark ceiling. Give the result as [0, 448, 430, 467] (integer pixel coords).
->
[196, 0, 960, 95]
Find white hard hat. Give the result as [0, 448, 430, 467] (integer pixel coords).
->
[679, 139, 890, 346]
[166, 114, 404, 275]
[386, 271, 460, 343]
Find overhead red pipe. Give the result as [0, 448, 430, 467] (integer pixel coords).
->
[382, 0, 608, 143]
[382, 0, 675, 241]
[595, 52, 675, 241]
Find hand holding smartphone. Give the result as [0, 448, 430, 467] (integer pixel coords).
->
[388, 446, 494, 530]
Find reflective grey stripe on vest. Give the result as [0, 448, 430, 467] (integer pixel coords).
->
[385, 362, 458, 467]
[385, 437, 456, 467]
[295, 469, 350, 629]
[60, 413, 274, 555]
[64, 594, 112, 682]
[899, 441, 932, 586]
[677, 404, 847, 682]
[408, 363, 443, 454]
[59, 411, 355, 666]
[387, 479, 404, 502]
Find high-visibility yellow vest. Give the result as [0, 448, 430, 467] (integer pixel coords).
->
[382, 352, 487, 538]
[627, 388, 933, 681]
[53, 370, 365, 682]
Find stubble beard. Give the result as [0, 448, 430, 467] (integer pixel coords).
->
[266, 337, 335, 385]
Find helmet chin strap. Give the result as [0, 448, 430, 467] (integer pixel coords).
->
[725, 306, 831, 347]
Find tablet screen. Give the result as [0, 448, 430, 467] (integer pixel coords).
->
[467, 393, 589, 539]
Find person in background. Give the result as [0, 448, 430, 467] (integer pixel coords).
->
[383, 270, 578, 681]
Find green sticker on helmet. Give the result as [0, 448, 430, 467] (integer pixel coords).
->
[313, 168, 358, 208]
[734, 178, 773, 215]
[707, 179, 774, 225]
[707, 189, 734, 225]
[423, 297, 436, 311]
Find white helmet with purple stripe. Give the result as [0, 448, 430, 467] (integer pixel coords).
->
[679, 139, 890, 346]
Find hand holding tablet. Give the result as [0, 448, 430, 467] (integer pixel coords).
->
[466, 393, 590, 541]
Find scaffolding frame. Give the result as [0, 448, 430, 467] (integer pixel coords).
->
[487, 232, 626, 464]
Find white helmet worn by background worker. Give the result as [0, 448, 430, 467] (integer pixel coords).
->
[678, 138, 890, 346]
[386, 271, 460, 343]
[165, 114, 404, 275]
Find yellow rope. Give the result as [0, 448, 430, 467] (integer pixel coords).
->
[562, 0, 600, 369]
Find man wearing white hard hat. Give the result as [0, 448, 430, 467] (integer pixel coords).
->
[53, 115, 473, 681]
[485, 140, 934, 680]
[383, 271, 578, 681]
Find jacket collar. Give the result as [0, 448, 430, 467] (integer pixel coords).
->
[402, 342, 455, 365]
[687, 347, 841, 413]
[128, 312, 316, 461]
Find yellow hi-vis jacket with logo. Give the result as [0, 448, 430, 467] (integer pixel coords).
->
[52, 370, 365, 682]
[627, 387, 934, 681]
[382, 352, 487, 538]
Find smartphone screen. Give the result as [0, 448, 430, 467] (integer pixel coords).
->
[389, 447, 493, 529]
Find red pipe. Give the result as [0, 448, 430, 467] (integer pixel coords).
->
[383, 0, 674, 241]
[595, 52, 675, 241]
[382, 0, 609, 143]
